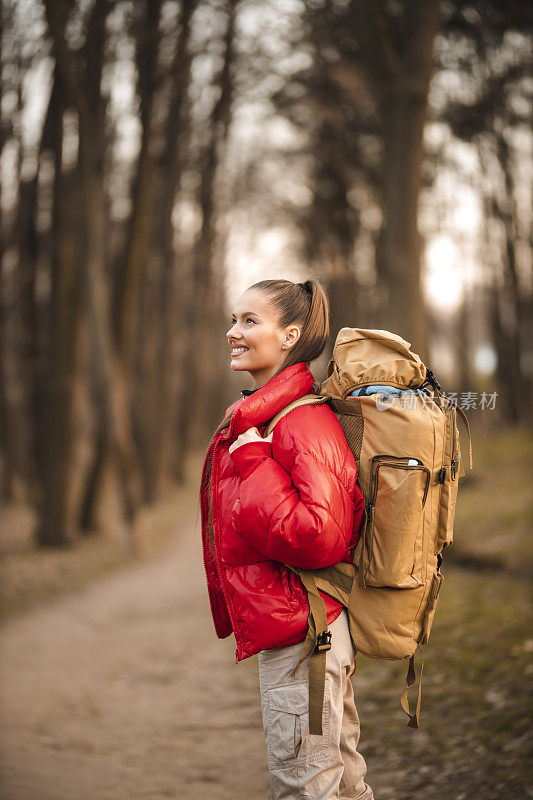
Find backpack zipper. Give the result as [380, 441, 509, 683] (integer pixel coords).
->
[343, 381, 413, 398]
[369, 454, 431, 506]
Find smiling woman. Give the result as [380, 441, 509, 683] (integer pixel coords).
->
[200, 278, 373, 800]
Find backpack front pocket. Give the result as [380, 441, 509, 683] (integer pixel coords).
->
[355, 455, 431, 589]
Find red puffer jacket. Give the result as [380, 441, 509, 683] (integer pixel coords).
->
[200, 361, 365, 662]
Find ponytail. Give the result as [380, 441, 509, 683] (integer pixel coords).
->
[249, 278, 329, 380]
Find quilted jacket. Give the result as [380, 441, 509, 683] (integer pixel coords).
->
[200, 361, 365, 662]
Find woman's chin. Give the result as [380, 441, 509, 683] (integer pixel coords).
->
[230, 357, 249, 371]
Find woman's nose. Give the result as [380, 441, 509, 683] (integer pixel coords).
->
[227, 322, 239, 339]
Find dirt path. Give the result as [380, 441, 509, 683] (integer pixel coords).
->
[0, 500, 275, 800]
[5, 486, 518, 800]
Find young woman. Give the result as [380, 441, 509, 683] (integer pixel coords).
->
[200, 278, 374, 800]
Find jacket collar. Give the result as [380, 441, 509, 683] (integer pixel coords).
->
[229, 362, 314, 437]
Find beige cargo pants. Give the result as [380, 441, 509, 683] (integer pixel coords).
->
[258, 609, 374, 800]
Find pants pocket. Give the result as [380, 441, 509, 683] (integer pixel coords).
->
[266, 681, 330, 770]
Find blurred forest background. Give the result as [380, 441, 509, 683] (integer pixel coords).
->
[0, 2, 532, 798]
[0, 0, 532, 551]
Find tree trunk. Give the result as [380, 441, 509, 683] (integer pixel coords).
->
[489, 285, 524, 424]
[113, 0, 163, 368]
[44, 0, 145, 549]
[38, 173, 82, 546]
[355, 0, 441, 359]
[36, 69, 82, 546]
[493, 126, 530, 423]
[379, 1, 439, 359]
[173, 0, 238, 471]
[0, 14, 42, 502]
[139, 0, 197, 498]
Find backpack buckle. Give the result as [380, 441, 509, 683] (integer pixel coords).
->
[421, 367, 442, 394]
[315, 631, 332, 653]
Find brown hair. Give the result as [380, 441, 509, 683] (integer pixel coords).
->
[202, 278, 330, 544]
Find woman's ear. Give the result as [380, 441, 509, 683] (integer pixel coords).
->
[283, 324, 301, 350]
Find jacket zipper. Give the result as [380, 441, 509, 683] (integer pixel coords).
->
[203, 429, 245, 662]
[200, 437, 224, 623]
[200, 434, 236, 642]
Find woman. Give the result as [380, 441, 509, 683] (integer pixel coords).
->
[200, 278, 374, 800]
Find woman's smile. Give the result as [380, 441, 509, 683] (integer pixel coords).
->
[230, 345, 249, 357]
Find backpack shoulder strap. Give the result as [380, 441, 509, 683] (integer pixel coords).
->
[264, 394, 328, 438]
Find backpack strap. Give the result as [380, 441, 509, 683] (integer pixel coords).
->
[400, 647, 425, 729]
[288, 569, 331, 736]
[263, 394, 328, 438]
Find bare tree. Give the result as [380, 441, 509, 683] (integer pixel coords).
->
[350, 0, 441, 359]
[150, 0, 198, 494]
[43, 0, 145, 547]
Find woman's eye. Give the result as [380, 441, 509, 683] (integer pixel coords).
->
[246, 318, 255, 324]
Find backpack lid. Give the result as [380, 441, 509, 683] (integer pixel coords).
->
[321, 328, 427, 398]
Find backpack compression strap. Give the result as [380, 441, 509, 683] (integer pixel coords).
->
[456, 405, 473, 470]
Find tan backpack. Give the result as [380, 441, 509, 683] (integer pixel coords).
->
[264, 328, 473, 734]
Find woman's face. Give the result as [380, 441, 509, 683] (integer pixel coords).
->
[226, 289, 301, 387]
